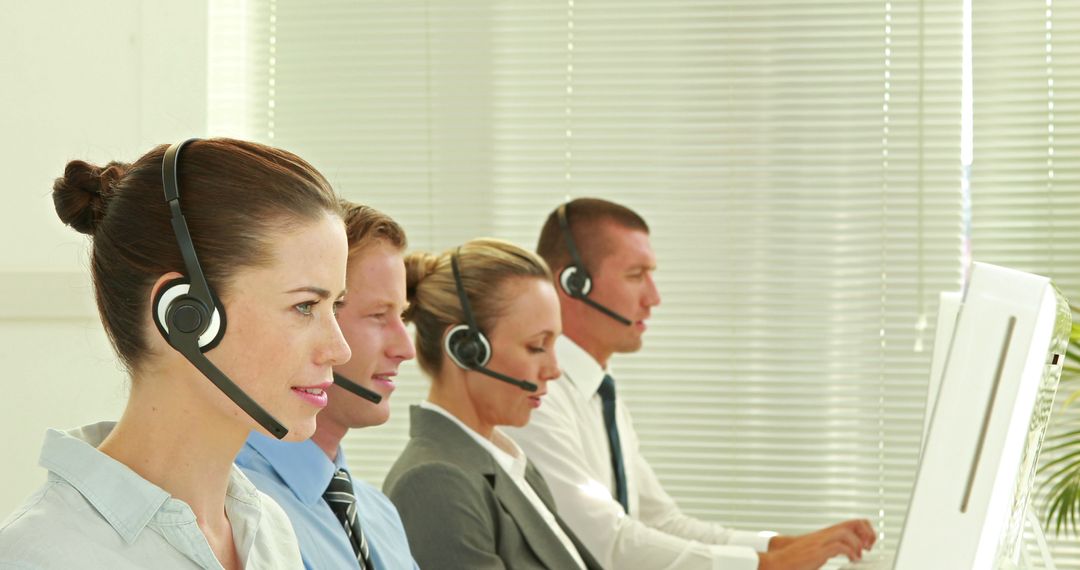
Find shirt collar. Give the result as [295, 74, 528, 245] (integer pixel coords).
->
[418, 401, 527, 479]
[244, 432, 338, 506]
[556, 335, 612, 399]
[38, 421, 171, 545]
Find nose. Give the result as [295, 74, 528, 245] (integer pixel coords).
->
[539, 350, 562, 383]
[321, 313, 352, 367]
[643, 272, 661, 308]
[388, 315, 416, 362]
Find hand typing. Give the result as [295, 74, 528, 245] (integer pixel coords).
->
[758, 519, 877, 570]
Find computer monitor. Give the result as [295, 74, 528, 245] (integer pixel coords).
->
[893, 262, 1070, 569]
[923, 290, 961, 449]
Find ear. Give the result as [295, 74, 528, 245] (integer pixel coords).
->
[441, 322, 461, 346]
[552, 268, 573, 301]
[150, 271, 187, 304]
[145, 271, 187, 353]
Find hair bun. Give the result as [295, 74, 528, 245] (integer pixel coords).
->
[403, 251, 441, 322]
[53, 160, 129, 235]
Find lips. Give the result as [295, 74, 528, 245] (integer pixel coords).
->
[290, 381, 332, 408]
[370, 372, 398, 393]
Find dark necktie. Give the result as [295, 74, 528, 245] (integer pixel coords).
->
[323, 468, 374, 570]
[598, 374, 629, 513]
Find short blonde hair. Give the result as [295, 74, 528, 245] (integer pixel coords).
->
[339, 199, 407, 255]
[403, 238, 552, 377]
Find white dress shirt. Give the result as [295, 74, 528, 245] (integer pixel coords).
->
[419, 401, 588, 569]
[506, 336, 773, 570]
[0, 422, 303, 569]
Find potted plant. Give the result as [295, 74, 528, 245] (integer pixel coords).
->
[1037, 304, 1080, 534]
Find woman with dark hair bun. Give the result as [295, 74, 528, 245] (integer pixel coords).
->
[0, 138, 352, 569]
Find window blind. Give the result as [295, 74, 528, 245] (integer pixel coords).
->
[971, 0, 1080, 567]
[209, 0, 963, 562]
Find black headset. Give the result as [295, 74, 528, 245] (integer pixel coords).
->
[332, 372, 383, 404]
[556, 203, 633, 326]
[151, 138, 289, 439]
[443, 248, 538, 392]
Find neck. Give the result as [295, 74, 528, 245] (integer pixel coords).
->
[564, 328, 612, 369]
[310, 418, 346, 462]
[428, 373, 494, 440]
[98, 370, 248, 527]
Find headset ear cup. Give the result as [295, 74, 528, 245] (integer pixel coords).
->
[560, 265, 592, 298]
[152, 277, 227, 351]
[444, 323, 492, 370]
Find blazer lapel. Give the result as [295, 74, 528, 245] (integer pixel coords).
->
[410, 407, 597, 569]
[524, 463, 603, 570]
[492, 466, 584, 570]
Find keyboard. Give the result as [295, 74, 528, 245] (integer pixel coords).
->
[836, 552, 894, 570]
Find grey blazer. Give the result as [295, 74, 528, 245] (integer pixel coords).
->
[383, 406, 603, 570]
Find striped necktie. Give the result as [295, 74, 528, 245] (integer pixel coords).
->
[598, 374, 629, 513]
[323, 468, 374, 570]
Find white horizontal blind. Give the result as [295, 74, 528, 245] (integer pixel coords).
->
[971, 1, 1080, 567]
[207, 0, 258, 139]
[215, 0, 515, 497]
[486, 1, 962, 556]
[209, 0, 964, 562]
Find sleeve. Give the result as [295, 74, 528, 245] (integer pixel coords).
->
[510, 384, 761, 570]
[385, 462, 507, 570]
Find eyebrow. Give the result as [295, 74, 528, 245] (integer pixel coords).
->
[286, 286, 346, 300]
[365, 300, 399, 312]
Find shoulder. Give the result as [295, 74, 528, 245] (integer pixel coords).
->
[0, 481, 120, 566]
[387, 459, 487, 497]
[385, 433, 481, 487]
[247, 488, 304, 565]
[0, 482, 56, 555]
[385, 459, 499, 515]
[384, 460, 503, 544]
[237, 464, 297, 514]
[256, 486, 294, 528]
[351, 477, 401, 518]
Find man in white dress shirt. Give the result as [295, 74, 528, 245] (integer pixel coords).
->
[506, 198, 877, 570]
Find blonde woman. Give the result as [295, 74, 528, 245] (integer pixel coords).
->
[383, 239, 601, 569]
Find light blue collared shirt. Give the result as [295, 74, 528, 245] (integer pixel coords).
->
[0, 422, 303, 569]
[236, 433, 419, 570]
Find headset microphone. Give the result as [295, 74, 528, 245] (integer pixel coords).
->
[332, 373, 384, 404]
[444, 248, 539, 393]
[472, 362, 538, 392]
[153, 138, 289, 439]
[556, 203, 633, 326]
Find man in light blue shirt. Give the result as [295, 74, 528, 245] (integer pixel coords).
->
[237, 436, 415, 570]
[236, 203, 419, 570]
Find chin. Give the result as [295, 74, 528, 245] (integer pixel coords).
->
[354, 406, 391, 428]
[277, 417, 318, 443]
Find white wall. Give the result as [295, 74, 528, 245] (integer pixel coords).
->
[0, 0, 209, 518]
